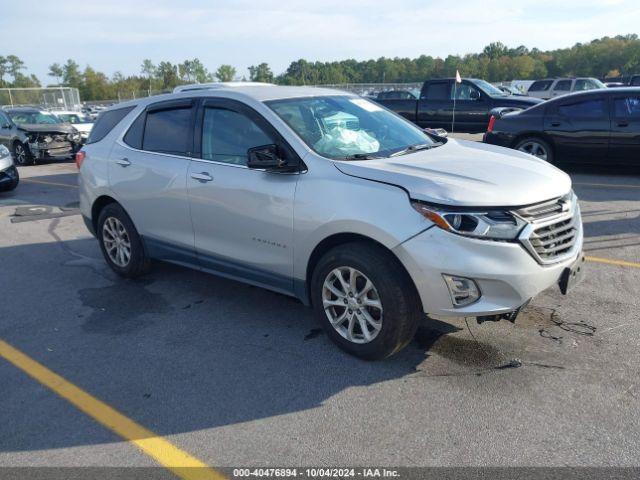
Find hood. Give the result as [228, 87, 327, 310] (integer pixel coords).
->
[67, 123, 93, 133]
[18, 124, 77, 134]
[332, 139, 571, 207]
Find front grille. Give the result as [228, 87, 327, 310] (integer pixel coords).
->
[515, 194, 580, 264]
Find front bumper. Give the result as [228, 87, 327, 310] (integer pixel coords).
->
[393, 223, 583, 317]
[0, 165, 18, 188]
[28, 142, 75, 160]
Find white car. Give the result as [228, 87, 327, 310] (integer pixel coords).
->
[527, 78, 606, 100]
[78, 84, 584, 359]
[53, 111, 94, 142]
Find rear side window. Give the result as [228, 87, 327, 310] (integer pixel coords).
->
[554, 80, 572, 91]
[557, 99, 606, 118]
[143, 106, 193, 155]
[529, 80, 552, 92]
[86, 106, 135, 144]
[422, 82, 450, 100]
[614, 96, 640, 118]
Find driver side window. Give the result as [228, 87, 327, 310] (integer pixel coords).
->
[202, 108, 273, 166]
[452, 83, 480, 100]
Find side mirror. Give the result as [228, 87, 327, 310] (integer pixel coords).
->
[470, 90, 481, 101]
[247, 144, 286, 170]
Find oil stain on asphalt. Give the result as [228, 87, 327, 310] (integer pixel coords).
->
[79, 278, 170, 335]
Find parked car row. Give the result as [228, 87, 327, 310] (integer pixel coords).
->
[0, 106, 93, 165]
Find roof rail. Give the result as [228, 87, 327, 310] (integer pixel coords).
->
[172, 82, 275, 93]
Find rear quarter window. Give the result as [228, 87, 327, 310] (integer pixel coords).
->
[86, 106, 135, 144]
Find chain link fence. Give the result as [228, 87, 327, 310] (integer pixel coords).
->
[0, 87, 82, 111]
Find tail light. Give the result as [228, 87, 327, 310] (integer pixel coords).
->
[75, 150, 86, 169]
[487, 115, 496, 133]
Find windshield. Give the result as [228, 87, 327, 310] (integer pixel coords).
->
[8, 111, 61, 125]
[471, 79, 509, 97]
[266, 96, 436, 160]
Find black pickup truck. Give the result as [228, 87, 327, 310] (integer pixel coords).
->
[374, 78, 543, 133]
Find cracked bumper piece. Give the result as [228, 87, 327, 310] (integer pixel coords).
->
[393, 226, 583, 317]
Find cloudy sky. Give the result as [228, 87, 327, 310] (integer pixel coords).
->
[3, 0, 639, 83]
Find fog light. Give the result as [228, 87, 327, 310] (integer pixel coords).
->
[442, 275, 481, 307]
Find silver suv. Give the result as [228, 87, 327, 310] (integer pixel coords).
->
[78, 84, 584, 359]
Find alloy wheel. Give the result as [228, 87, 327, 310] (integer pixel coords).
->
[322, 267, 383, 344]
[517, 141, 548, 161]
[102, 217, 132, 267]
[14, 144, 27, 165]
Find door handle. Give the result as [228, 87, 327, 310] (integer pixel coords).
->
[116, 157, 131, 167]
[551, 122, 561, 127]
[190, 172, 213, 182]
[617, 121, 629, 127]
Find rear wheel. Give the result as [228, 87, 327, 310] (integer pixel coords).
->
[515, 137, 554, 164]
[311, 242, 422, 360]
[97, 203, 150, 278]
[13, 142, 33, 166]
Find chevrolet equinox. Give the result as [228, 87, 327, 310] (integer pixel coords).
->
[78, 83, 584, 359]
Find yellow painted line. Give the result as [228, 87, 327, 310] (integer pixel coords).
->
[0, 339, 225, 480]
[586, 256, 640, 269]
[574, 182, 640, 189]
[21, 178, 78, 189]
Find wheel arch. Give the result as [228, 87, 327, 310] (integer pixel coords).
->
[511, 131, 555, 155]
[91, 195, 120, 233]
[302, 232, 422, 311]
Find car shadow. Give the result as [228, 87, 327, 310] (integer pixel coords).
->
[0, 172, 79, 209]
[1, 236, 473, 453]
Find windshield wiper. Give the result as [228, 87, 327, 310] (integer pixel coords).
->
[343, 153, 383, 160]
[389, 143, 441, 157]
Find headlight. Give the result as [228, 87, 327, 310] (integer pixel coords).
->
[411, 201, 526, 240]
[0, 145, 10, 159]
[68, 132, 81, 142]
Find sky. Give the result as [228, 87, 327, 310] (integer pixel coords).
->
[2, 0, 640, 84]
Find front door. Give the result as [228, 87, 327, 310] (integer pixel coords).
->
[187, 98, 299, 295]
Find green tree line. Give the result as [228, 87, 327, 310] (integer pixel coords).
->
[2, 34, 639, 101]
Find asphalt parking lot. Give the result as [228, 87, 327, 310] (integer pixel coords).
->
[1, 144, 639, 475]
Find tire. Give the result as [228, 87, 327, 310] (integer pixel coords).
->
[97, 203, 150, 278]
[514, 137, 554, 164]
[0, 166, 19, 192]
[13, 142, 33, 166]
[310, 242, 422, 360]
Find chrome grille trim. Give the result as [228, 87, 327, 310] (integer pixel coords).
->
[514, 193, 582, 265]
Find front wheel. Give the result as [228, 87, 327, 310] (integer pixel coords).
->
[13, 142, 33, 166]
[514, 137, 554, 164]
[311, 242, 422, 360]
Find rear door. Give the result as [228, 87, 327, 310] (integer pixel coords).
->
[417, 80, 451, 129]
[609, 93, 640, 165]
[187, 97, 299, 295]
[109, 99, 196, 258]
[544, 95, 610, 163]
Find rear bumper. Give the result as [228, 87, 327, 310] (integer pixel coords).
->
[393, 224, 583, 317]
[482, 131, 513, 147]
